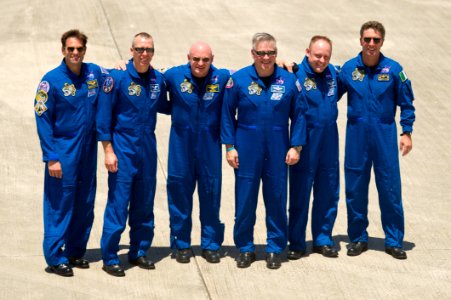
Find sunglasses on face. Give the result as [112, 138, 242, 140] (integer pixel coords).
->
[363, 37, 382, 44]
[134, 47, 155, 54]
[192, 57, 211, 63]
[253, 50, 277, 57]
[67, 47, 85, 52]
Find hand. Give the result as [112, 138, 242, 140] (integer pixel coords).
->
[48, 160, 62, 178]
[226, 149, 239, 169]
[104, 151, 118, 173]
[285, 148, 300, 165]
[400, 134, 412, 156]
[276, 60, 295, 73]
[114, 60, 128, 70]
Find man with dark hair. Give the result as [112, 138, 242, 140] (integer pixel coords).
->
[340, 21, 415, 259]
[222, 32, 307, 269]
[288, 35, 342, 260]
[35, 29, 104, 276]
[97, 32, 170, 276]
[164, 41, 228, 264]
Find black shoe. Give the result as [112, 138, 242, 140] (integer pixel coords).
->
[129, 256, 156, 269]
[313, 245, 339, 258]
[102, 264, 125, 277]
[68, 257, 90, 269]
[236, 252, 256, 268]
[45, 263, 73, 277]
[176, 249, 191, 264]
[287, 250, 305, 260]
[385, 247, 407, 260]
[202, 250, 220, 263]
[266, 253, 282, 269]
[347, 242, 368, 256]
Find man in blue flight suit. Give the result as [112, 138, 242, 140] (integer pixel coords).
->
[164, 42, 228, 264]
[287, 36, 342, 260]
[221, 33, 307, 270]
[97, 32, 169, 276]
[35, 29, 104, 277]
[340, 21, 415, 259]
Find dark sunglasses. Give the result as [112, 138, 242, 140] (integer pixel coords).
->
[192, 57, 210, 63]
[67, 47, 85, 52]
[134, 47, 155, 54]
[363, 37, 382, 44]
[253, 50, 277, 57]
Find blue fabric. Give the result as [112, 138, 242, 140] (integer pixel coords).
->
[35, 60, 102, 266]
[164, 64, 227, 250]
[221, 64, 307, 253]
[97, 59, 169, 265]
[288, 57, 341, 251]
[339, 53, 415, 247]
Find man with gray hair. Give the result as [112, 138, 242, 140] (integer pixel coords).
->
[221, 32, 307, 269]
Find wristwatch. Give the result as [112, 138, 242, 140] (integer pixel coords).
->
[400, 132, 412, 136]
[292, 146, 302, 153]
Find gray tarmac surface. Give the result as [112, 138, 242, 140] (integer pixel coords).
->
[1, 0, 451, 299]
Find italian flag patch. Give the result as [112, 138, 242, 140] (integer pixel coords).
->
[399, 71, 408, 82]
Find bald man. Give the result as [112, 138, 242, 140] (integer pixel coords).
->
[164, 42, 229, 264]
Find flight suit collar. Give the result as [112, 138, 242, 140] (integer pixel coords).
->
[126, 58, 156, 83]
[60, 59, 88, 81]
[300, 56, 332, 78]
[356, 52, 387, 72]
[182, 63, 217, 85]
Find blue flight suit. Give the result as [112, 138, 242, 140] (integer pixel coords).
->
[339, 53, 415, 248]
[288, 57, 341, 252]
[34, 60, 103, 266]
[97, 59, 169, 265]
[164, 64, 228, 251]
[221, 65, 307, 254]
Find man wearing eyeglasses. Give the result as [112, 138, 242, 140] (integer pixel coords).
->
[163, 42, 228, 264]
[97, 32, 169, 276]
[221, 33, 307, 269]
[34, 29, 105, 277]
[339, 21, 415, 259]
[287, 36, 342, 261]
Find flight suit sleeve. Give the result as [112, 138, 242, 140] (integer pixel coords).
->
[34, 79, 59, 162]
[289, 78, 308, 146]
[96, 74, 116, 141]
[220, 76, 239, 145]
[156, 78, 171, 115]
[335, 65, 347, 101]
[396, 69, 415, 133]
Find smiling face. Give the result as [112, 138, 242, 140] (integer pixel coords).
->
[131, 36, 154, 73]
[306, 38, 332, 74]
[188, 41, 213, 78]
[360, 28, 384, 66]
[252, 40, 277, 77]
[62, 37, 85, 67]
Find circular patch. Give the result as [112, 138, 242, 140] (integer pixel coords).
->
[38, 81, 50, 93]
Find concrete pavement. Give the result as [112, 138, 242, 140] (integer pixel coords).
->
[1, 0, 450, 298]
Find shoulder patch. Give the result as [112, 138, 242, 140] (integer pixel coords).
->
[38, 81, 50, 93]
[399, 71, 408, 82]
[34, 102, 48, 116]
[35, 90, 48, 103]
[103, 76, 114, 93]
[226, 77, 234, 89]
